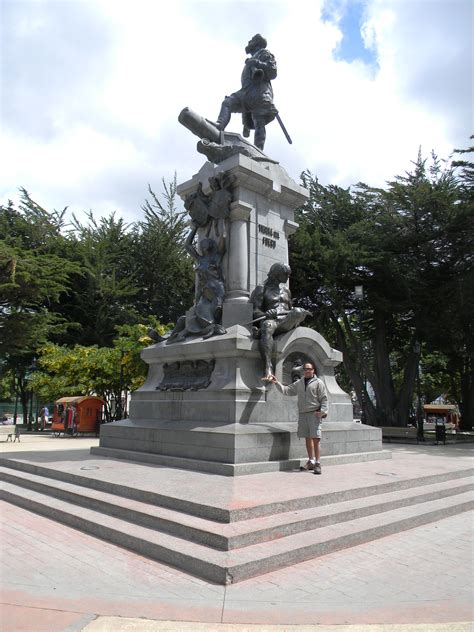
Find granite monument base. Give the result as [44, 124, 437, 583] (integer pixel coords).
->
[94, 326, 388, 474]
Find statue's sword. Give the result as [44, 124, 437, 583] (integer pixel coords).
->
[244, 311, 290, 326]
[275, 113, 292, 144]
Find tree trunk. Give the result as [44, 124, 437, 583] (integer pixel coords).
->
[14, 372, 31, 429]
[395, 341, 420, 426]
[331, 313, 377, 426]
[331, 309, 421, 428]
[20, 393, 29, 430]
[102, 399, 111, 423]
[459, 355, 473, 429]
[372, 310, 398, 425]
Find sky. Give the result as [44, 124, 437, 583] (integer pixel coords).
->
[1, 0, 472, 224]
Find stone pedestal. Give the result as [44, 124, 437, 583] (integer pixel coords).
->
[176, 153, 307, 327]
[95, 150, 386, 474]
[96, 326, 384, 474]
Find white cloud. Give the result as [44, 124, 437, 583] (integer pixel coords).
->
[1, 0, 472, 222]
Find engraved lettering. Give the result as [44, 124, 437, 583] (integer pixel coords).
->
[262, 237, 276, 249]
[258, 224, 280, 241]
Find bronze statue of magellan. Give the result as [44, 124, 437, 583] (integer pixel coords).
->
[178, 34, 292, 161]
[215, 34, 278, 151]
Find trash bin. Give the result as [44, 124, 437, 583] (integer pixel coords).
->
[435, 420, 446, 445]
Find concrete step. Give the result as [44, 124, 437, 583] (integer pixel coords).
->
[90, 445, 392, 475]
[219, 479, 474, 550]
[1, 465, 472, 551]
[1, 479, 472, 584]
[224, 492, 474, 584]
[1, 457, 473, 522]
[0, 466, 226, 551]
[0, 457, 227, 521]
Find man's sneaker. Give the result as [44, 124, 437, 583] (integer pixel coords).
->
[313, 463, 322, 475]
[299, 460, 315, 471]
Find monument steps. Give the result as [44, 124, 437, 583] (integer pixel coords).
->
[0, 458, 227, 521]
[0, 458, 472, 521]
[0, 478, 472, 584]
[1, 460, 473, 584]
[0, 465, 472, 551]
[90, 445, 391, 476]
[0, 465, 228, 550]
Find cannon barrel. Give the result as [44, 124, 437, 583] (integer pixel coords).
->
[178, 107, 222, 143]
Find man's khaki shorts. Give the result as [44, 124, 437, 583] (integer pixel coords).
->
[297, 411, 322, 439]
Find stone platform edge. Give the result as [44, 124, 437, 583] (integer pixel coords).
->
[90, 446, 392, 476]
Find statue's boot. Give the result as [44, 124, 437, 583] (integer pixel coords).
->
[215, 103, 232, 131]
[254, 125, 266, 150]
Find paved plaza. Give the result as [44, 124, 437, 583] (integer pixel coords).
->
[0, 436, 472, 632]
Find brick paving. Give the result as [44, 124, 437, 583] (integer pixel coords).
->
[0, 437, 473, 631]
[1, 501, 472, 631]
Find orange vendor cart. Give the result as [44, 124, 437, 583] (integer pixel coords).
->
[51, 396, 104, 436]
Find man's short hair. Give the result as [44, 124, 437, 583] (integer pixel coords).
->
[303, 361, 316, 370]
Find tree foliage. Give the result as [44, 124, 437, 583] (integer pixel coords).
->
[2, 149, 471, 430]
[130, 176, 194, 323]
[0, 190, 80, 424]
[290, 147, 473, 427]
[0, 180, 192, 422]
[30, 322, 166, 422]
[58, 212, 140, 347]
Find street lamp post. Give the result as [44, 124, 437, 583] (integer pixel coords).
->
[414, 341, 424, 441]
[29, 391, 34, 430]
[13, 395, 18, 426]
[27, 359, 37, 431]
[117, 348, 125, 421]
[354, 285, 366, 423]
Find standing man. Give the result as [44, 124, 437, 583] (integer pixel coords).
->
[215, 34, 278, 150]
[266, 362, 328, 474]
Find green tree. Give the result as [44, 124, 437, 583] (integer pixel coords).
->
[290, 149, 472, 427]
[0, 178, 197, 424]
[131, 176, 194, 324]
[0, 191, 79, 425]
[426, 140, 474, 427]
[30, 322, 165, 422]
[58, 212, 140, 347]
[55, 177, 195, 346]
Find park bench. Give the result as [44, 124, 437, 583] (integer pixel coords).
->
[382, 424, 457, 444]
[0, 424, 21, 442]
[382, 426, 419, 442]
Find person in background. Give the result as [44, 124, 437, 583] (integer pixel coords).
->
[39, 406, 49, 431]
